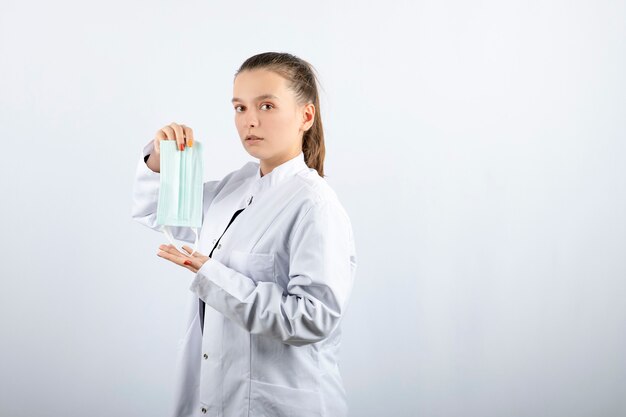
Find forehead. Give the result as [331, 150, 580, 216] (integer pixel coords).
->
[232, 69, 291, 102]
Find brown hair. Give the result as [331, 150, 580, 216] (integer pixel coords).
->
[234, 52, 326, 178]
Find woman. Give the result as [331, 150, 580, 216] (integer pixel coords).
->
[131, 52, 357, 417]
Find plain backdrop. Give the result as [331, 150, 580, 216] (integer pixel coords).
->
[1, 1, 625, 416]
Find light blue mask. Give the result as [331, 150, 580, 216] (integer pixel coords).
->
[156, 140, 204, 256]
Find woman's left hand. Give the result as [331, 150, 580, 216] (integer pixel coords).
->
[157, 244, 209, 274]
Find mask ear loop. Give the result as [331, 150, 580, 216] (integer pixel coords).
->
[189, 228, 199, 256]
[162, 225, 199, 257]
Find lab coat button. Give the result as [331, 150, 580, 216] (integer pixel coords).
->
[212, 239, 216, 244]
[201, 407, 207, 413]
[203, 353, 208, 359]
[217, 243, 222, 249]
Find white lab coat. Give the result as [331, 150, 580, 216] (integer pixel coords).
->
[131, 139, 357, 417]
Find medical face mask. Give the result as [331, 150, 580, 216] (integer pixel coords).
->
[156, 140, 204, 256]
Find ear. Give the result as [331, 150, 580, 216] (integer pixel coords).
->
[301, 103, 316, 132]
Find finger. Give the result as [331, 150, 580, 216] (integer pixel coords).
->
[157, 126, 176, 154]
[169, 122, 185, 151]
[159, 244, 189, 257]
[181, 245, 208, 259]
[182, 245, 198, 256]
[157, 244, 195, 265]
[158, 250, 197, 273]
[158, 243, 177, 253]
[154, 129, 167, 154]
[156, 244, 202, 271]
[157, 248, 186, 266]
[181, 124, 194, 148]
[158, 244, 193, 262]
[161, 125, 175, 141]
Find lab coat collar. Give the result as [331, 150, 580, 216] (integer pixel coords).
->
[247, 152, 308, 203]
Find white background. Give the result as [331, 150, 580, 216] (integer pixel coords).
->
[1, 0, 625, 416]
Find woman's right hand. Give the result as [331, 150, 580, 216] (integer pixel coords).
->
[146, 122, 195, 173]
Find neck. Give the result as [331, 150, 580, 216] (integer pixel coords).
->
[259, 150, 301, 177]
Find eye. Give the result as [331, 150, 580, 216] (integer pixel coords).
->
[234, 105, 245, 112]
[260, 103, 274, 110]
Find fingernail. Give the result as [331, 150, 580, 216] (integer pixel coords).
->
[179, 143, 184, 151]
[188, 139, 193, 147]
[184, 260, 192, 266]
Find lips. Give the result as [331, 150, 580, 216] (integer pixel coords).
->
[246, 135, 263, 141]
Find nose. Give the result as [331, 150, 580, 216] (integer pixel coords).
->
[243, 111, 258, 128]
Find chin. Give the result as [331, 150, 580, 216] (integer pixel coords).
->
[244, 147, 266, 160]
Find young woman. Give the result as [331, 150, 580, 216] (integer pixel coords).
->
[131, 52, 357, 417]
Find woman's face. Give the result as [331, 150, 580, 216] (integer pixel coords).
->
[232, 69, 314, 175]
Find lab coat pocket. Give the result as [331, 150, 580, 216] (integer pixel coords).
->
[249, 379, 322, 417]
[229, 250, 276, 284]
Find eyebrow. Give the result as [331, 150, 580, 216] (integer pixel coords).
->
[231, 94, 279, 104]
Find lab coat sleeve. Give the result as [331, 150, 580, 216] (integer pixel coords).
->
[189, 199, 357, 346]
[130, 139, 220, 243]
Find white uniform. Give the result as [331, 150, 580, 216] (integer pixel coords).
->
[131, 140, 357, 417]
